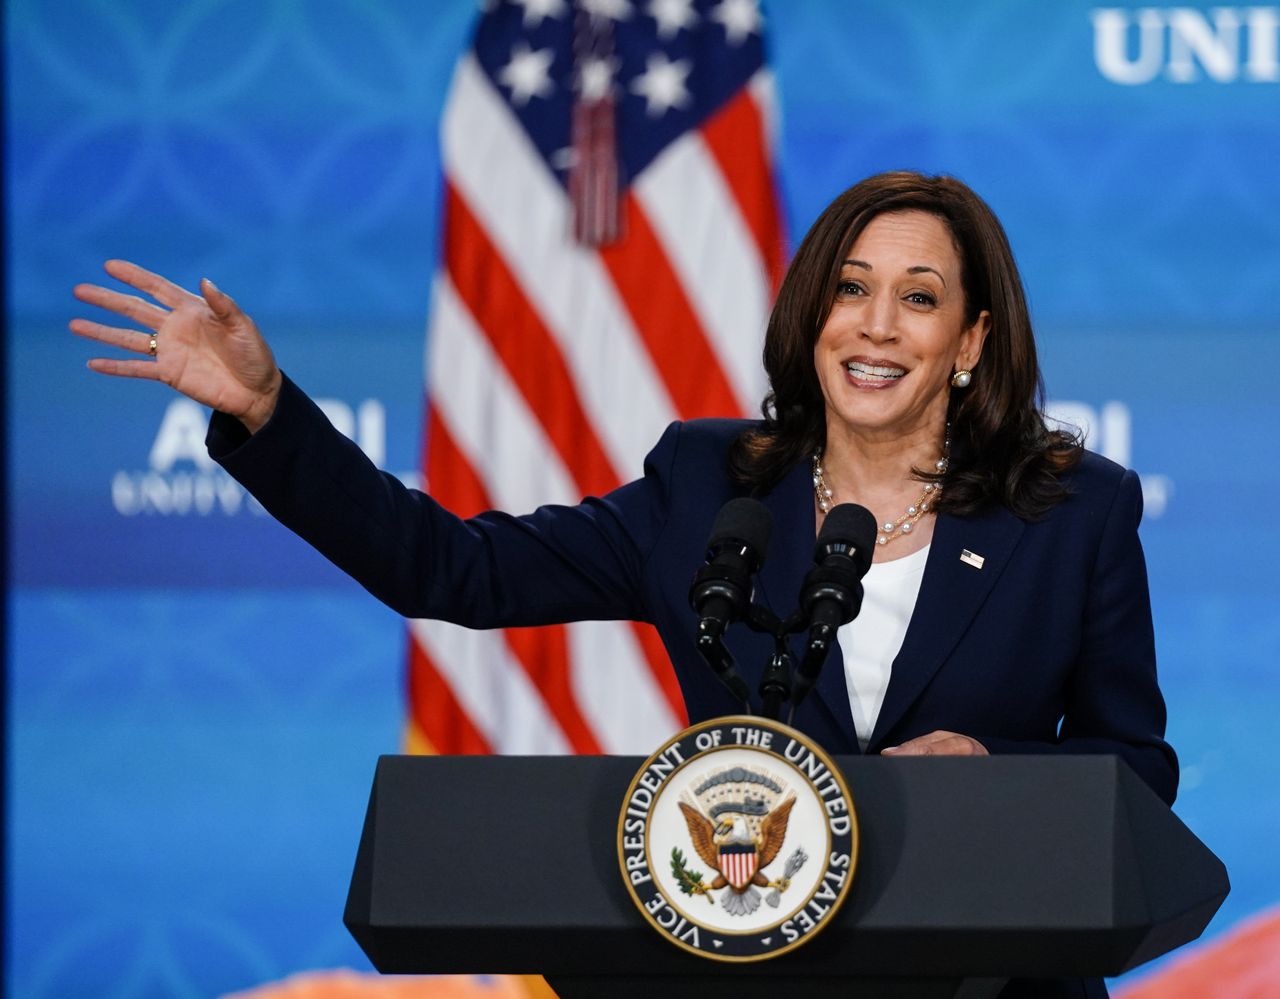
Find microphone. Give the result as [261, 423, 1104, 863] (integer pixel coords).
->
[689, 498, 773, 635]
[689, 498, 773, 710]
[791, 503, 877, 712]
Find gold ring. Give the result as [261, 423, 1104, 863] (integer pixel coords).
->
[148, 335, 158, 357]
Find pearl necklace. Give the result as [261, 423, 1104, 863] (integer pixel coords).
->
[812, 435, 949, 547]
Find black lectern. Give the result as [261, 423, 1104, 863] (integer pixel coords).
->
[345, 755, 1227, 999]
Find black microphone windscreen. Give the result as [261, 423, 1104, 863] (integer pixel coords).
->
[708, 497, 773, 555]
[816, 503, 877, 574]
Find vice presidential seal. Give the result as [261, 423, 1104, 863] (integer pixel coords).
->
[617, 716, 857, 961]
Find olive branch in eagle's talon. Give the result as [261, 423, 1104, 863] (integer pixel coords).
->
[671, 847, 715, 904]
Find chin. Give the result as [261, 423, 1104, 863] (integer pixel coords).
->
[825, 398, 941, 441]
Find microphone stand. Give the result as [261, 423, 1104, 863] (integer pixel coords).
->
[693, 624, 754, 715]
[745, 606, 806, 722]
[695, 602, 808, 721]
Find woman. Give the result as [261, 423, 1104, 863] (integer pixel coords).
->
[71, 175, 1173, 754]
[73, 169, 1172, 997]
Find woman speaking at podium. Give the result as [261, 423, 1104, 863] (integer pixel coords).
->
[71, 171, 1176, 807]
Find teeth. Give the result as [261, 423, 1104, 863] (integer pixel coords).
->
[846, 361, 906, 380]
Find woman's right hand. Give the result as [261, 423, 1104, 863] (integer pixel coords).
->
[71, 260, 283, 433]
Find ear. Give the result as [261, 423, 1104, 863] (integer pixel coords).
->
[957, 309, 991, 372]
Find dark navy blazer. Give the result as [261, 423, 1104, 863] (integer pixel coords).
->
[210, 374, 1176, 806]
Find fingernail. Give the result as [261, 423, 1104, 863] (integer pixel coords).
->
[881, 746, 900, 755]
[202, 277, 219, 292]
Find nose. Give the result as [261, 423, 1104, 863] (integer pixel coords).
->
[860, 295, 897, 344]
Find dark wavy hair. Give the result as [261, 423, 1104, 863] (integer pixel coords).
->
[728, 171, 1081, 519]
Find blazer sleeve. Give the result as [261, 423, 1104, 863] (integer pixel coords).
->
[980, 469, 1179, 805]
[206, 373, 680, 627]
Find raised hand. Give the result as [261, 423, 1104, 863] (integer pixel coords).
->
[71, 260, 283, 433]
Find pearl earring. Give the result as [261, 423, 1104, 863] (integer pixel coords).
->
[951, 369, 972, 389]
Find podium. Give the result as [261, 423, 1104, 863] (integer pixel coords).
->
[344, 754, 1227, 999]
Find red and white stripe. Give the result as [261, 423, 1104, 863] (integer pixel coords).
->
[721, 848, 759, 890]
[407, 54, 784, 756]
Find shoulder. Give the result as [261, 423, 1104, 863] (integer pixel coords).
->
[645, 417, 760, 469]
[678, 417, 760, 451]
[1059, 449, 1141, 514]
[634, 418, 760, 517]
[1063, 448, 1128, 490]
[1020, 448, 1143, 540]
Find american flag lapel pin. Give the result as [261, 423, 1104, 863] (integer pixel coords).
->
[960, 549, 985, 569]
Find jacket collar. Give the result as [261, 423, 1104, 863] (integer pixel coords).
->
[753, 456, 859, 745]
[866, 503, 1025, 749]
[753, 455, 1026, 753]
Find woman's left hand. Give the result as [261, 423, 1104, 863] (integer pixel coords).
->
[881, 731, 988, 756]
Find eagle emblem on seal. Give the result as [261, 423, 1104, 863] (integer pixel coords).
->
[673, 765, 805, 917]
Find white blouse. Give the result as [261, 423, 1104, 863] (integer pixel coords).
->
[838, 543, 930, 750]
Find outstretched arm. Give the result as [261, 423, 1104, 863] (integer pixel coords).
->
[206, 375, 675, 626]
[72, 259, 679, 629]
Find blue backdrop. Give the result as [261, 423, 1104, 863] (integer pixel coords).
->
[7, 1, 1278, 995]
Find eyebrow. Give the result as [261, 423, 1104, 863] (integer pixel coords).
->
[843, 258, 947, 287]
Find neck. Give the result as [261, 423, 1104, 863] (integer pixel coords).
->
[814, 415, 949, 556]
[820, 421, 946, 501]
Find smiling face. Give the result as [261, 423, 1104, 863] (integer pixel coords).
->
[814, 210, 990, 449]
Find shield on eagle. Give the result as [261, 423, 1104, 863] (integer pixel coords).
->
[719, 842, 758, 890]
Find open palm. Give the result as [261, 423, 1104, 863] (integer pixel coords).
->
[71, 260, 282, 432]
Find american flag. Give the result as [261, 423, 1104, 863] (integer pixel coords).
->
[406, 0, 785, 756]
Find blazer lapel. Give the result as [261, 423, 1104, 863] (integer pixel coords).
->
[867, 504, 1025, 750]
[753, 457, 813, 625]
[754, 459, 859, 744]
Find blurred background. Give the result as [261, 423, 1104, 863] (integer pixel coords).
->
[6, 0, 1279, 995]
